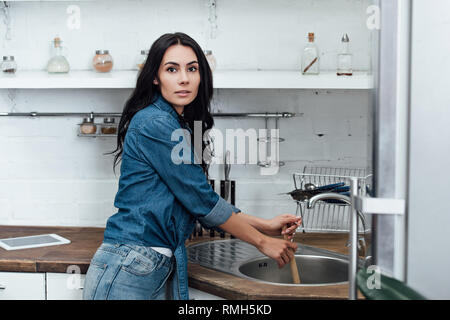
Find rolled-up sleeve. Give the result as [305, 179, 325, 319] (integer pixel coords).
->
[136, 115, 239, 228]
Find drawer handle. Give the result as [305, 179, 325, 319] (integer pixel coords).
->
[0, 284, 6, 290]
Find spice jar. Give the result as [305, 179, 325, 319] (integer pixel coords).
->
[204, 50, 216, 72]
[100, 117, 117, 134]
[2, 56, 17, 74]
[137, 50, 149, 71]
[80, 116, 97, 134]
[93, 50, 113, 72]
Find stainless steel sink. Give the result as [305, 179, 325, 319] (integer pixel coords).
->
[187, 239, 357, 286]
[238, 255, 348, 285]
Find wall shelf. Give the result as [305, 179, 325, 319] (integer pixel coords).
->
[0, 70, 373, 90]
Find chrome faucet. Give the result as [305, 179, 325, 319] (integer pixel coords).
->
[306, 193, 368, 257]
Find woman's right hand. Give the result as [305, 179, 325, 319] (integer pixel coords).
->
[257, 236, 298, 268]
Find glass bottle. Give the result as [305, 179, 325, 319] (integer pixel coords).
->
[1, 56, 17, 74]
[337, 34, 353, 76]
[93, 50, 113, 73]
[47, 37, 70, 74]
[204, 50, 217, 72]
[301, 33, 320, 75]
[137, 50, 149, 71]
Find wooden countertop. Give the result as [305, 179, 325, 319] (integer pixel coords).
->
[0, 225, 104, 274]
[0, 225, 364, 299]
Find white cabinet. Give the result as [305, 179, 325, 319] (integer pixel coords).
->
[46, 273, 85, 300]
[0, 272, 46, 300]
[0, 272, 221, 300]
[188, 286, 225, 300]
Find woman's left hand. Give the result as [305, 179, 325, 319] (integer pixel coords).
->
[264, 214, 301, 239]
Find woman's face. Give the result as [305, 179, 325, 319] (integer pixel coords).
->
[155, 44, 201, 110]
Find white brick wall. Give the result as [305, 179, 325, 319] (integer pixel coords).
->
[0, 0, 373, 227]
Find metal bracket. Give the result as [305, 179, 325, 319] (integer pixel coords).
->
[354, 196, 405, 215]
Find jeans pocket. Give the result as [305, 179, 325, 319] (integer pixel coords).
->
[82, 260, 108, 300]
[152, 262, 174, 298]
[122, 251, 159, 276]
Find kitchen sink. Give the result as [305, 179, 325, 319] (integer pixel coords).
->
[188, 239, 358, 286]
[238, 255, 348, 285]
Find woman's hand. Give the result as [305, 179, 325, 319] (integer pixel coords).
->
[263, 214, 301, 240]
[257, 236, 298, 268]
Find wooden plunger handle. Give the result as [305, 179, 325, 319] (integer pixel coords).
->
[283, 225, 301, 284]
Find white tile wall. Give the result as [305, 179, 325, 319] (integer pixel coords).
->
[0, 0, 373, 227]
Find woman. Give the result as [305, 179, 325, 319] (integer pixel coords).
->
[83, 32, 301, 300]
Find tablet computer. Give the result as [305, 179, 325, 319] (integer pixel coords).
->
[0, 233, 71, 251]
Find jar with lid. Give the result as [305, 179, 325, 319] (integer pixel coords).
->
[2, 56, 17, 74]
[93, 50, 113, 72]
[204, 50, 216, 72]
[137, 50, 149, 71]
[100, 117, 117, 135]
[80, 115, 97, 135]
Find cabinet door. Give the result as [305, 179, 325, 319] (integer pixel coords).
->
[46, 273, 85, 300]
[0, 272, 45, 300]
[188, 287, 225, 300]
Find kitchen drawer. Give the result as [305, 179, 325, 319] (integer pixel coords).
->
[46, 273, 85, 300]
[0, 272, 46, 300]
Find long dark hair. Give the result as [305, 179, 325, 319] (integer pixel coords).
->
[108, 32, 214, 179]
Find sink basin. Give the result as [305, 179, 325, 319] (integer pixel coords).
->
[238, 255, 348, 285]
[188, 239, 356, 286]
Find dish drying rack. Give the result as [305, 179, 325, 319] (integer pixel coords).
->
[293, 166, 372, 234]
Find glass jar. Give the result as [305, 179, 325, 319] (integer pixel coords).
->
[93, 50, 113, 73]
[47, 37, 70, 74]
[204, 50, 216, 72]
[137, 50, 149, 71]
[2, 56, 17, 74]
[80, 117, 97, 134]
[100, 117, 117, 134]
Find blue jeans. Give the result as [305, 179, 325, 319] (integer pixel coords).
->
[82, 242, 174, 300]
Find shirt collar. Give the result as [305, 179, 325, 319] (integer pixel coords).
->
[152, 92, 181, 121]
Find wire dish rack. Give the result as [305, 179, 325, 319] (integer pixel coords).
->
[293, 166, 372, 234]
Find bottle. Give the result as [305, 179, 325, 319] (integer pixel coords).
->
[47, 37, 70, 73]
[301, 33, 320, 75]
[1, 56, 17, 74]
[137, 50, 149, 71]
[337, 34, 353, 76]
[93, 50, 113, 73]
[204, 50, 217, 72]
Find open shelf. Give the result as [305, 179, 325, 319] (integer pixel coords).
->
[0, 70, 373, 89]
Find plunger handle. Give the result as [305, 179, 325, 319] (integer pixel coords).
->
[283, 225, 301, 284]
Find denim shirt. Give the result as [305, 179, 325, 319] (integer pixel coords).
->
[103, 93, 240, 299]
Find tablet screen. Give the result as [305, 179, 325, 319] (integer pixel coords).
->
[0, 234, 70, 250]
[1, 235, 60, 247]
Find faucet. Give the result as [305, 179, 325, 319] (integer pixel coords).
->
[306, 193, 368, 257]
[305, 178, 364, 300]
